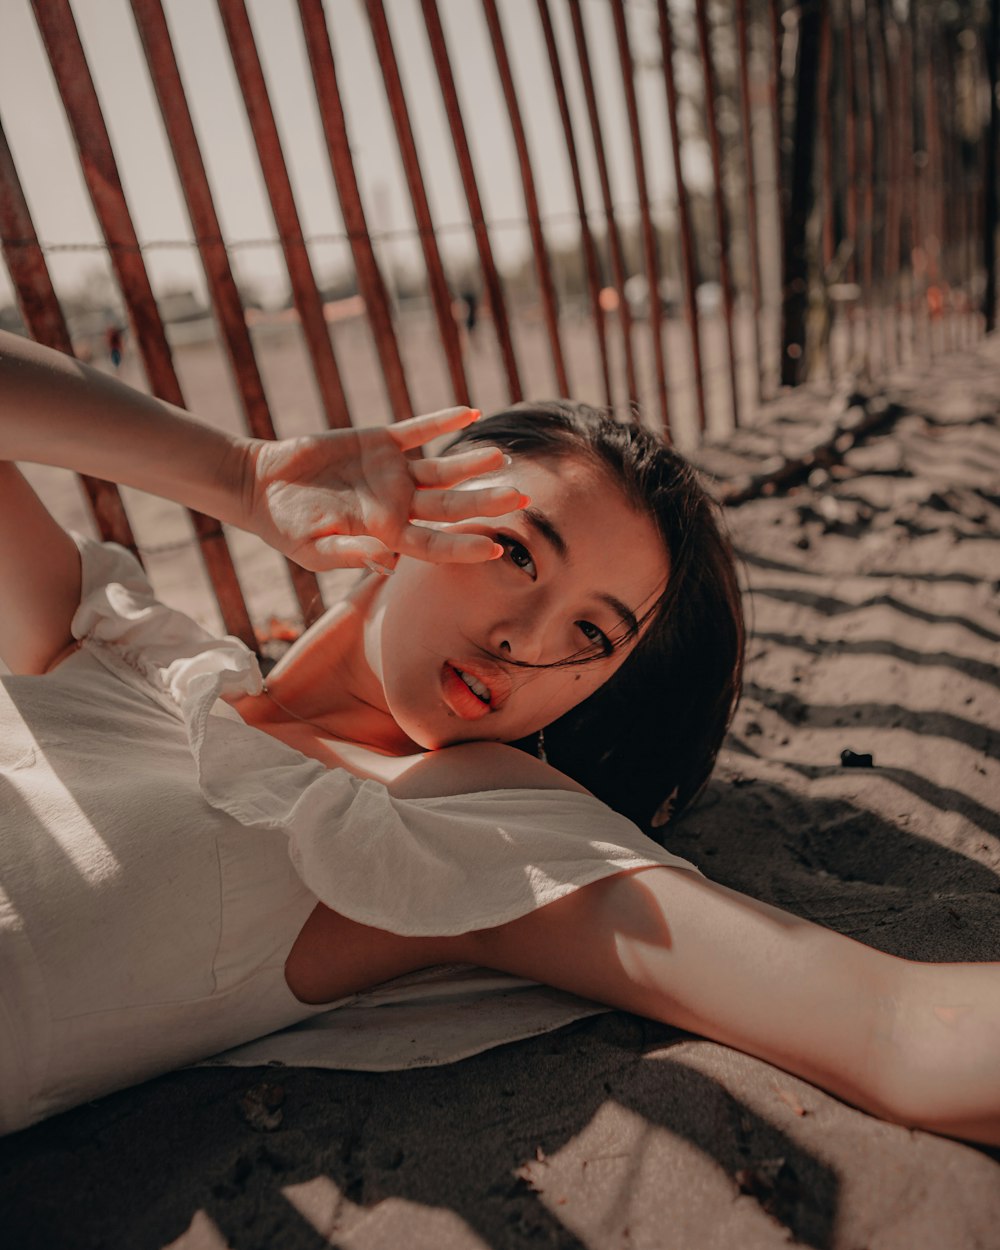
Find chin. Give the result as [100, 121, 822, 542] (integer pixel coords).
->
[385, 693, 522, 753]
[385, 710, 458, 753]
[408, 721, 504, 752]
[419, 729, 485, 752]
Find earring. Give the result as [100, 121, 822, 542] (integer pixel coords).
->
[651, 786, 679, 829]
[536, 726, 548, 763]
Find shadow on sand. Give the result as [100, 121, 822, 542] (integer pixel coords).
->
[2, 773, 997, 1250]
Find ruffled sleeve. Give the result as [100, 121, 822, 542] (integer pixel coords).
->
[68, 535, 698, 937]
[70, 534, 261, 703]
[284, 785, 699, 935]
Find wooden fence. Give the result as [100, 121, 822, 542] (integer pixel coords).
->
[1, 0, 997, 642]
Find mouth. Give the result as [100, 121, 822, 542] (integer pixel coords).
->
[440, 660, 510, 721]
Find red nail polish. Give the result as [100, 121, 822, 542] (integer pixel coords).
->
[518, 494, 531, 508]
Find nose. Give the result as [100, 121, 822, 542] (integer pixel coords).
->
[489, 605, 556, 666]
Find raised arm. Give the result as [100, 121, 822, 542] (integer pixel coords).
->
[0, 331, 248, 673]
[0, 330, 249, 523]
[0, 331, 526, 562]
[0, 331, 525, 671]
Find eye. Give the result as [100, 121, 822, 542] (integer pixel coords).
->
[496, 535, 537, 579]
[577, 620, 613, 656]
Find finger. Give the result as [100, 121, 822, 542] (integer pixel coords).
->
[388, 406, 480, 452]
[411, 445, 508, 488]
[409, 485, 528, 523]
[309, 534, 395, 572]
[397, 525, 504, 564]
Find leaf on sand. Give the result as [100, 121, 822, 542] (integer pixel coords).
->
[772, 1083, 809, 1116]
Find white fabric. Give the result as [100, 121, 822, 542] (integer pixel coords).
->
[205, 965, 615, 1073]
[0, 536, 696, 1133]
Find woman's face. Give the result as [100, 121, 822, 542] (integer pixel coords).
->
[365, 454, 669, 750]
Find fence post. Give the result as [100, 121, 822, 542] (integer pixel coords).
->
[365, 0, 471, 410]
[217, 0, 353, 431]
[768, 0, 787, 361]
[0, 118, 138, 558]
[27, 0, 258, 646]
[656, 0, 707, 432]
[130, 0, 325, 626]
[481, 0, 569, 397]
[780, 2, 822, 387]
[610, 0, 671, 437]
[536, 0, 612, 408]
[420, 0, 523, 403]
[297, 0, 415, 424]
[566, 0, 640, 408]
[735, 0, 765, 408]
[985, 0, 998, 332]
[694, 0, 741, 427]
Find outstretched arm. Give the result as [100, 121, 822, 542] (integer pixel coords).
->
[282, 742, 1000, 1147]
[284, 861, 1000, 1146]
[467, 867, 1000, 1147]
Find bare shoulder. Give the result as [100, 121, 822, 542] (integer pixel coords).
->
[384, 739, 592, 801]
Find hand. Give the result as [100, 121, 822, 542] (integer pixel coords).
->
[244, 407, 523, 572]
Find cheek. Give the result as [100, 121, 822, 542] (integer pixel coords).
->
[381, 563, 453, 635]
[389, 556, 479, 604]
[553, 649, 635, 712]
[526, 664, 611, 721]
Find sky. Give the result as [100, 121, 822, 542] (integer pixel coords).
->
[0, 0, 717, 311]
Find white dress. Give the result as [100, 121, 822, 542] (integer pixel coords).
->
[0, 537, 696, 1134]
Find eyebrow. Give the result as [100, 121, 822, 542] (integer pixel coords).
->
[522, 506, 568, 560]
[522, 507, 640, 641]
[601, 594, 640, 641]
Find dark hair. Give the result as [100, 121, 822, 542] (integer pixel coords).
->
[447, 400, 745, 832]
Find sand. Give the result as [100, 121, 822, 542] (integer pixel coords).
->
[0, 325, 998, 1249]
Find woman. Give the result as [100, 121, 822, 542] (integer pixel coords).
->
[1, 330, 998, 1143]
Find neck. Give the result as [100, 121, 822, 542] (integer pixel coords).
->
[258, 574, 417, 755]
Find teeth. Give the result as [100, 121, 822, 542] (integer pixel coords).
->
[456, 668, 490, 704]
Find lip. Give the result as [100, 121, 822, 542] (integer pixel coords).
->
[440, 658, 512, 720]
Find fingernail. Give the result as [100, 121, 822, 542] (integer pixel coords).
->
[363, 558, 394, 577]
[502, 453, 513, 467]
[517, 494, 531, 508]
[490, 543, 505, 560]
